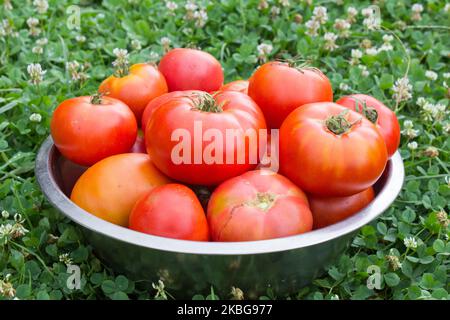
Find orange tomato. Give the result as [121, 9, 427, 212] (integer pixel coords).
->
[99, 63, 168, 121]
[220, 80, 249, 94]
[71, 153, 171, 226]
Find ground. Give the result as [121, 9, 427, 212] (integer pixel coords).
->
[0, 0, 449, 300]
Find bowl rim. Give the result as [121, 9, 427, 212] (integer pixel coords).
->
[35, 136, 404, 255]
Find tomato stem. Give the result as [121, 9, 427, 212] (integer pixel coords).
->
[245, 192, 276, 212]
[325, 109, 362, 135]
[352, 98, 379, 124]
[90, 92, 105, 105]
[190, 92, 223, 113]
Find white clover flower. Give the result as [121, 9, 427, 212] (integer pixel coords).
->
[112, 48, 129, 75]
[36, 37, 48, 46]
[149, 51, 160, 62]
[416, 97, 427, 107]
[305, 19, 320, 37]
[185, 1, 197, 12]
[365, 47, 379, 56]
[412, 3, 424, 13]
[258, 0, 269, 10]
[351, 49, 363, 59]
[323, 32, 338, 51]
[32, 46, 43, 54]
[392, 76, 412, 102]
[279, 0, 290, 7]
[407, 142, 418, 150]
[347, 7, 358, 17]
[334, 19, 351, 37]
[27, 17, 41, 36]
[1, 210, 9, 219]
[160, 37, 171, 52]
[0, 274, 15, 298]
[363, 15, 380, 30]
[359, 65, 369, 77]
[131, 39, 142, 51]
[166, 1, 178, 11]
[404, 236, 418, 249]
[33, 0, 49, 14]
[445, 4, 450, 13]
[75, 35, 86, 43]
[194, 9, 208, 27]
[425, 70, 438, 81]
[257, 43, 273, 61]
[59, 253, 73, 265]
[443, 73, 450, 79]
[29, 113, 42, 122]
[382, 34, 393, 42]
[339, 83, 349, 91]
[27, 63, 46, 85]
[4, 0, 13, 10]
[66, 61, 89, 82]
[313, 6, 328, 24]
[403, 120, 414, 130]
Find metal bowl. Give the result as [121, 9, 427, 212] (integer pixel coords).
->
[35, 136, 404, 298]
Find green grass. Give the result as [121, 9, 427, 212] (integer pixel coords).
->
[0, 0, 449, 300]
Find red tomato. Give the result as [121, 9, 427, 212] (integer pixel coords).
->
[207, 170, 312, 241]
[309, 187, 375, 229]
[336, 94, 400, 158]
[50, 95, 137, 166]
[248, 62, 333, 128]
[280, 102, 388, 196]
[141, 90, 202, 131]
[158, 48, 224, 92]
[129, 184, 209, 241]
[71, 153, 171, 226]
[220, 80, 249, 94]
[99, 63, 168, 121]
[146, 91, 267, 186]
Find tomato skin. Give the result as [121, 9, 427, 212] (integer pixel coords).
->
[336, 94, 400, 158]
[158, 48, 224, 92]
[146, 91, 267, 186]
[129, 184, 209, 241]
[99, 63, 168, 121]
[141, 90, 202, 131]
[309, 187, 374, 229]
[248, 62, 333, 128]
[50, 96, 137, 166]
[280, 102, 388, 197]
[71, 153, 171, 227]
[220, 80, 249, 94]
[207, 170, 312, 241]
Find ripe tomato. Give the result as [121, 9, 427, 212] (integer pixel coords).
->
[71, 153, 171, 227]
[207, 170, 312, 241]
[220, 80, 249, 94]
[141, 90, 201, 131]
[129, 184, 209, 241]
[309, 187, 375, 229]
[158, 48, 224, 92]
[336, 94, 400, 158]
[146, 91, 267, 186]
[280, 102, 388, 196]
[50, 95, 137, 166]
[248, 62, 333, 128]
[99, 63, 168, 121]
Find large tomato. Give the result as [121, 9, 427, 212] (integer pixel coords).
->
[158, 48, 224, 92]
[207, 170, 312, 241]
[129, 184, 209, 241]
[336, 94, 400, 158]
[141, 90, 201, 131]
[280, 102, 388, 196]
[50, 95, 137, 166]
[146, 91, 267, 186]
[309, 187, 375, 229]
[99, 63, 168, 121]
[220, 80, 249, 94]
[71, 153, 171, 226]
[248, 62, 333, 128]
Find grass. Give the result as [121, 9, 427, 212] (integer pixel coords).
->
[0, 0, 449, 300]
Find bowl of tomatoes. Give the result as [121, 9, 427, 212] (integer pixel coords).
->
[36, 48, 405, 298]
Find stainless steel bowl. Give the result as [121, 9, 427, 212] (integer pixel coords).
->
[35, 136, 404, 298]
